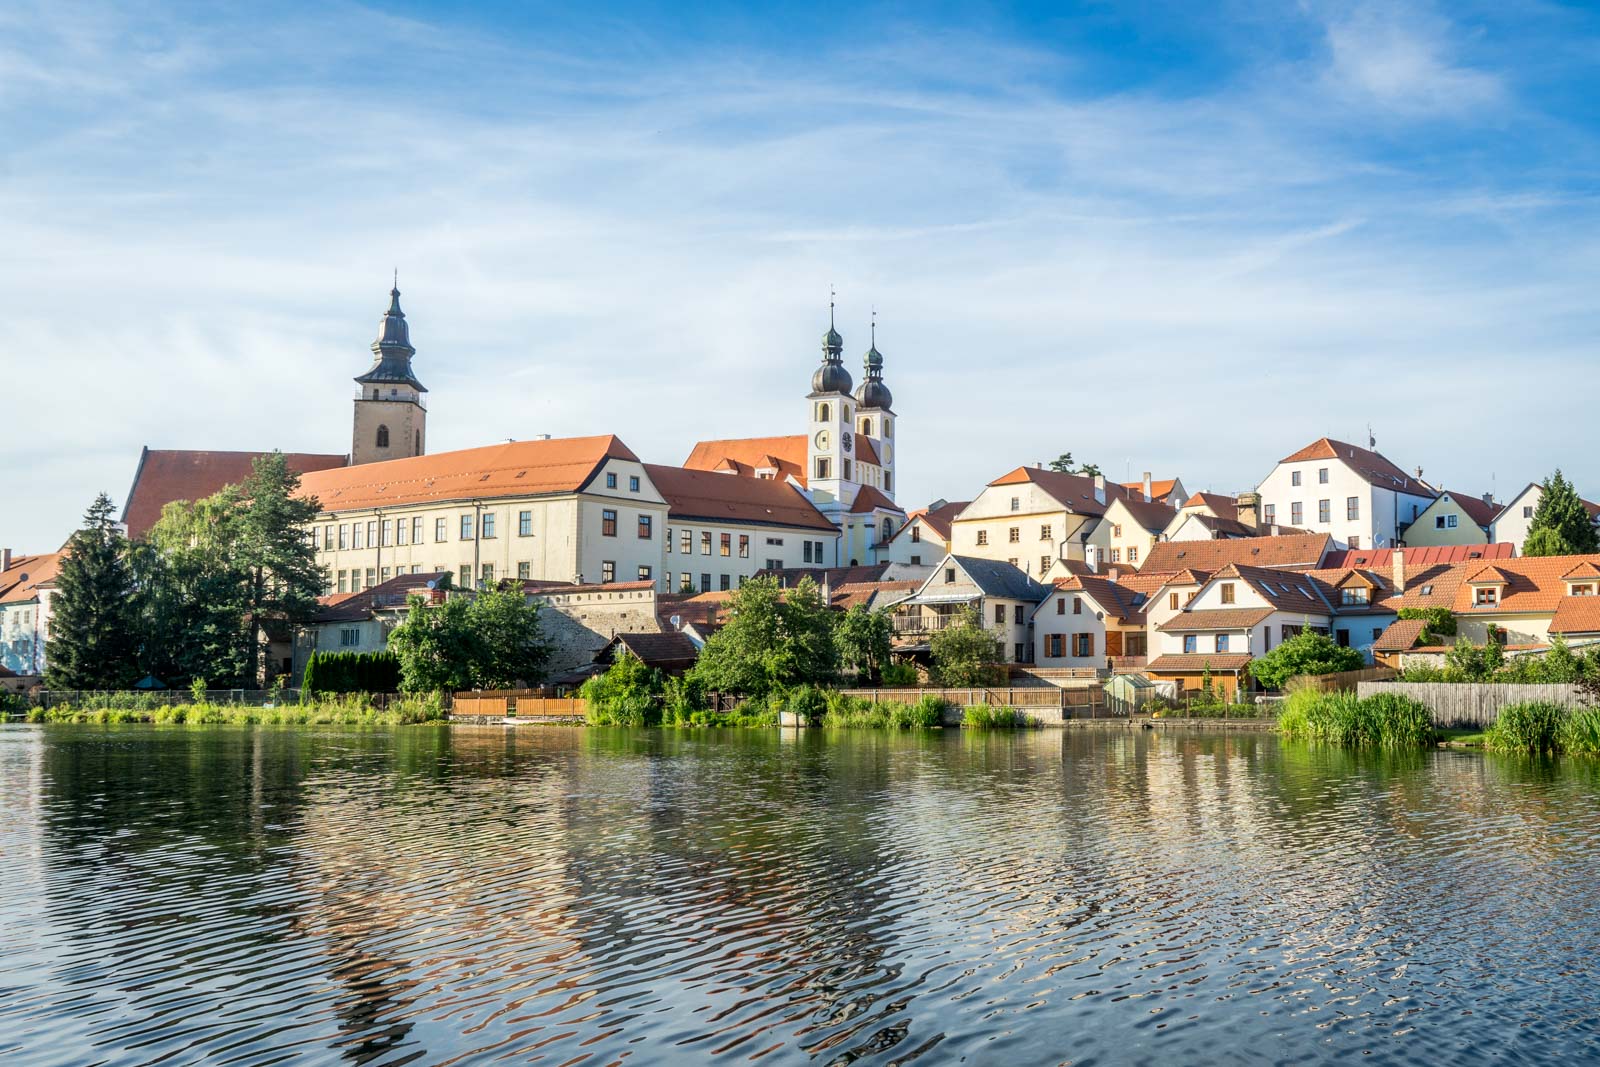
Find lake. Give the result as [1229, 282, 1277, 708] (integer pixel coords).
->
[2, 724, 1598, 1066]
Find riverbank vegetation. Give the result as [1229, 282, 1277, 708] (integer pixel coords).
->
[1398, 635, 1600, 684]
[1276, 688, 1435, 749]
[24, 691, 449, 726]
[1482, 701, 1600, 756]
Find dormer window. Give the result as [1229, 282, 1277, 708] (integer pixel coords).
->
[1475, 586, 1499, 606]
[1341, 587, 1369, 606]
[1572, 584, 1596, 597]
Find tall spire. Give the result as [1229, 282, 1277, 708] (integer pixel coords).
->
[856, 306, 891, 410]
[356, 277, 426, 392]
[813, 287, 851, 394]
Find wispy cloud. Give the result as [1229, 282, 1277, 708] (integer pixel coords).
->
[3, 1, 1599, 547]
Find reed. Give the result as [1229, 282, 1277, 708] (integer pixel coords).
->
[963, 705, 1029, 729]
[1560, 709, 1600, 756]
[1276, 689, 1434, 750]
[26, 693, 448, 726]
[1484, 701, 1569, 755]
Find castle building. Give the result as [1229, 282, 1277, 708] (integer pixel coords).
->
[685, 305, 906, 566]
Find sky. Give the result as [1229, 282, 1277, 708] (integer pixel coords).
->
[5, 0, 1600, 550]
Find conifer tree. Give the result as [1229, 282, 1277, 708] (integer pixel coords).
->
[1524, 470, 1598, 556]
[44, 493, 140, 689]
[234, 453, 326, 684]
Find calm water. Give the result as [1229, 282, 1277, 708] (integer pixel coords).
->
[3, 726, 1600, 1066]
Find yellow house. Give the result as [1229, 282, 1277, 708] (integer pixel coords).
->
[1402, 491, 1498, 548]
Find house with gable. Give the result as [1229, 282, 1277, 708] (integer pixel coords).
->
[1402, 490, 1501, 548]
[950, 465, 1155, 577]
[1449, 554, 1600, 646]
[882, 499, 969, 568]
[1084, 494, 1179, 570]
[1117, 473, 1188, 508]
[1489, 483, 1600, 553]
[1255, 437, 1436, 550]
[892, 555, 1051, 664]
[1032, 572, 1150, 670]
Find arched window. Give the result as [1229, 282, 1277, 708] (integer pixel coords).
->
[817, 402, 830, 422]
[881, 517, 893, 544]
[376, 424, 390, 448]
[371, 388, 379, 399]
[860, 417, 872, 436]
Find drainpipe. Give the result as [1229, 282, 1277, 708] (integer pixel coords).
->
[473, 503, 484, 589]
[374, 509, 383, 586]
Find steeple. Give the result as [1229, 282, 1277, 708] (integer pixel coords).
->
[812, 288, 853, 394]
[356, 278, 427, 392]
[855, 309, 892, 410]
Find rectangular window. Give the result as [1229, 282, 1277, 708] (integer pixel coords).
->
[720, 533, 731, 557]
[1347, 497, 1360, 521]
[1341, 587, 1369, 605]
[638, 565, 652, 581]
[1040, 524, 1052, 540]
[910, 555, 921, 565]
[380, 566, 392, 583]
[977, 530, 989, 546]
[412, 517, 423, 544]
[1010, 497, 1020, 512]
[337, 570, 349, 593]
[435, 517, 447, 542]
[629, 475, 640, 492]
[341, 627, 359, 647]
[601, 561, 615, 583]
[481, 513, 496, 538]
[519, 510, 533, 536]
[1318, 499, 1331, 524]
[459, 565, 471, 588]
[601, 509, 617, 537]
[380, 520, 392, 547]
[720, 574, 731, 591]
[367, 520, 377, 547]
[1074, 633, 1093, 657]
[1014, 605, 1024, 624]
[518, 562, 531, 579]
[460, 515, 474, 540]
[994, 605, 1005, 624]
[1349, 535, 1360, 549]
[638, 515, 653, 539]
[813, 540, 823, 562]
[1446, 514, 1458, 529]
[1291, 471, 1302, 486]
[911, 526, 921, 543]
[365, 567, 376, 589]
[1216, 634, 1229, 653]
[1008, 527, 1020, 543]
[1263, 504, 1275, 524]
[1057, 598, 1066, 615]
[1436, 515, 1447, 529]
[1073, 597, 1083, 615]
[701, 573, 711, 593]
[816, 458, 831, 480]
[1291, 502, 1303, 525]
[1109, 548, 1121, 563]
[1047, 634, 1064, 657]
[1112, 524, 1123, 538]
[945, 567, 956, 584]
[323, 526, 334, 550]
[606, 472, 617, 489]
[675, 573, 690, 592]
[803, 541, 813, 563]
[338, 524, 349, 550]
[1318, 467, 1329, 484]
[1128, 546, 1138, 563]
[1184, 634, 1198, 653]
[396, 519, 407, 546]
[739, 535, 751, 559]
[1524, 506, 1534, 518]
[1476, 587, 1499, 605]
[681, 529, 692, 554]
[1041, 556, 1052, 573]
[842, 459, 852, 480]
[1335, 629, 1350, 648]
[701, 532, 712, 555]
[479, 563, 493, 585]
[1220, 583, 1235, 604]
[352, 523, 365, 550]
[1169, 592, 1179, 609]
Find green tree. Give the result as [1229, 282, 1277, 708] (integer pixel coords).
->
[1524, 469, 1599, 556]
[1445, 634, 1505, 681]
[581, 649, 663, 725]
[1249, 629, 1364, 690]
[1048, 453, 1076, 473]
[929, 606, 1004, 686]
[834, 605, 891, 684]
[233, 453, 326, 683]
[44, 494, 140, 689]
[139, 488, 252, 686]
[690, 576, 838, 698]
[387, 584, 550, 693]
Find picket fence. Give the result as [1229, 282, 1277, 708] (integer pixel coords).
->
[1356, 681, 1586, 728]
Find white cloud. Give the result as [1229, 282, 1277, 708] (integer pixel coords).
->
[1316, 1, 1504, 116]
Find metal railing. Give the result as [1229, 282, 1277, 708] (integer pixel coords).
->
[892, 613, 966, 634]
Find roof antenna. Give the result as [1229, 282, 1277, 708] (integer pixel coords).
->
[393, 267, 398, 292]
[1367, 423, 1376, 450]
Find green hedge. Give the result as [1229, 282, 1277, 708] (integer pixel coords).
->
[302, 651, 402, 696]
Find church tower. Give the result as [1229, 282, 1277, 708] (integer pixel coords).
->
[805, 298, 857, 519]
[352, 279, 427, 466]
[854, 317, 895, 502]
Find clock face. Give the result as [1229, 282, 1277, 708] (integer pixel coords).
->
[843, 432, 853, 452]
[814, 430, 829, 450]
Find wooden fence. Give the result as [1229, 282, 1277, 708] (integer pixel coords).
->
[1287, 666, 1398, 693]
[452, 691, 586, 720]
[1355, 681, 1585, 728]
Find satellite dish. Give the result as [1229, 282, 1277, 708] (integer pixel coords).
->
[425, 580, 437, 589]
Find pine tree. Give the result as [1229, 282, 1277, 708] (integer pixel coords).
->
[45, 493, 140, 689]
[1524, 470, 1598, 556]
[234, 453, 326, 684]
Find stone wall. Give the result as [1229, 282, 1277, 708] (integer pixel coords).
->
[539, 588, 663, 676]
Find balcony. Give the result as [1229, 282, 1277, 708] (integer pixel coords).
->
[892, 612, 967, 635]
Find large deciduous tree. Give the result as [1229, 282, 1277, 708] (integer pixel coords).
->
[1248, 630, 1364, 690]
[1524, 469, 1598, 557]
[834, 604, 891, 684]
[45, 494, 140, 689]
[929, 606, 1004, 686]
[387, 584, 550, 693]
[690, 576, 839, 698]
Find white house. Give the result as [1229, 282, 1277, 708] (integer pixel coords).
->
[1031, 573, 1150, 670]
[0, 550, 64, 680]
[893, 555, 1051, 664]
[1489, 483, 1600, 553]
[951, 466, 1154, 576]
[1084, 495, 1179, 569]
[883, 499, 968, 568]
[1255, 438, 1435, 551]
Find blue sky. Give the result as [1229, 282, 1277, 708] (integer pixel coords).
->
[5, 0, 1600, 549]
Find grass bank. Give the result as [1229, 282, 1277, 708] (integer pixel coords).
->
[1482, 702, 1600, 756]
[26, 693, 449, 726]
[1276, 689, 1435, 750]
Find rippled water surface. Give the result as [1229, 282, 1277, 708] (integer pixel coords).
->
[4, 725, 1600, 1065]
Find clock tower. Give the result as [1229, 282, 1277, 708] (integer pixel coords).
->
[806, 299, 857, 523]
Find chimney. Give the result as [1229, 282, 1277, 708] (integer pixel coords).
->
[1142, 471, 1153, 502]
[1236, 492, 1261, 531]
[1482, 492, 1494, 507]
[1, 548, 10, 572]
[1093, 474, 1106, 505]
[1391, 549, 1406, 594]
[1108, 564, 1124, 582]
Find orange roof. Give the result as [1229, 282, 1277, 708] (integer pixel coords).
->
[1141, 533, 1331, 576]
[1466, 565, 1514, 585]
[1157, 607, 1275, 632]
[849, 484, 904, 515]
[987, 466, 1142, 516]
[1181, 491, 1237, 514]
[1047, 574, 1149, 624]
[643, 464, 836, 532]
[1549, 598, 1600, 635]
[1119, 478, 1181, 499]
[1563, 562, 1600, 580]
[856, 436, 882, 466]
[1147, 653, 1254, 672]
[1322, 544, 1514, 569]
[1372, 619, 1429, 652]
[1438, 491, 1500, 529]
[894, 500, 969, 544]
[1452, 554, 1600, 615]
[0, 552, 65, 605]
[683, 436, 807, 486]
[1280, 438, 1433, 495]
[297, 436, 637, 513]
[123, 448, 348, 538]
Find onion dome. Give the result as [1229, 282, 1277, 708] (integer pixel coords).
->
[854, 322, 892, 409]
[811, 299, 852, 394]
[355, 278, 427, 392]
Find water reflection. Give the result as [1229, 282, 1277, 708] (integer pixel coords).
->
[2, 724, 1599, 1065]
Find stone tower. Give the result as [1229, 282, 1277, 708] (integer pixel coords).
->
[352, 280, 427, 466]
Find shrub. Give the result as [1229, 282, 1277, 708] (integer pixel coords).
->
[964, 705, 1028, 729]
[580, 651, 662, 726]
[1560, 709, 1600, 756]
[1251, 631, 1364, 690]
[880, 662, 919, 687]
[786, 684, 827, 726]
[302, 650, 402, 696]
[1485, 701, 1569, 755]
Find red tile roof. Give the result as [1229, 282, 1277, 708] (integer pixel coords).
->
[1147, 653, 1254, 672]
[0, 552, 65, 605]
[1119, 478, 1181, 500]
[987, 466, 1140, 516]
[1322, 544, 1514, 569]
[1049, 574, 1149, 624]
[1372, 619, 1428, 652]
[1140, 533, 1331, 576]
[683, 436, 807, 486]
[894, 500, 970, 544]
[297, 436, 637, 513]
[1181, 491, 1238, 514]
[1549, 598, 1600, 635]
[1156, 607, 1275, 632]
[1280, 438, 1433, 495]
[849, 484, 905, 515]
[1451, 554, 1600, 615]
[123, 448, 348, 538]
[643, 464, 837, 532]
[1211, 563, 1332, 615]
[1440, 491, 1500, 529]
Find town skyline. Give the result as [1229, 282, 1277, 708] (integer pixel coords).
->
[9, 1, 1600, 550]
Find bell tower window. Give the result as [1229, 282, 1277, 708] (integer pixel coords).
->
[376, 425, 390, 448]
[816, 457, 831, 480]
[817, 402, 830, 422]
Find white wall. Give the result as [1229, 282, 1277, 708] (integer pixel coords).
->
[1257, 457, 1430, 548]
[1032, 589, 1108, 667]
[662, 521, 836, 593]
[1490, 486, 1540, 550]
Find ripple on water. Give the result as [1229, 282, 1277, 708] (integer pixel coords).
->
[2, 725, 1599, 1066]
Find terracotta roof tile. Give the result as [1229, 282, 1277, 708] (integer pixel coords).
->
[0, 552, 65, 605]
[297, 436, 637, 513]
[892, 500, 969, 544]
[1140, 533, 1331, 576]
[849, 484, 904, 515]
[1211, 563, 1332, 615]
[1451, 554, 1600, 615]
[683, 436, 807, 486]
[1048, 574, 1149, 623]
[311, 570, 451, 622]
[123, 448, 347, 539]
[1372, 619, 1429, 651]
[987, 466, 1141, 517]
[1156, 607, 1275, 632]
[643, 463, 837, 532]
[1549, 598, 1600, 635]
[1322, 544, 1514, 569]
[1147, 653, 1254, 672]
[1181, 491, 1238, 514]
[1280, 438, 1434, 496]
[1119, 478, 1181, 499]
